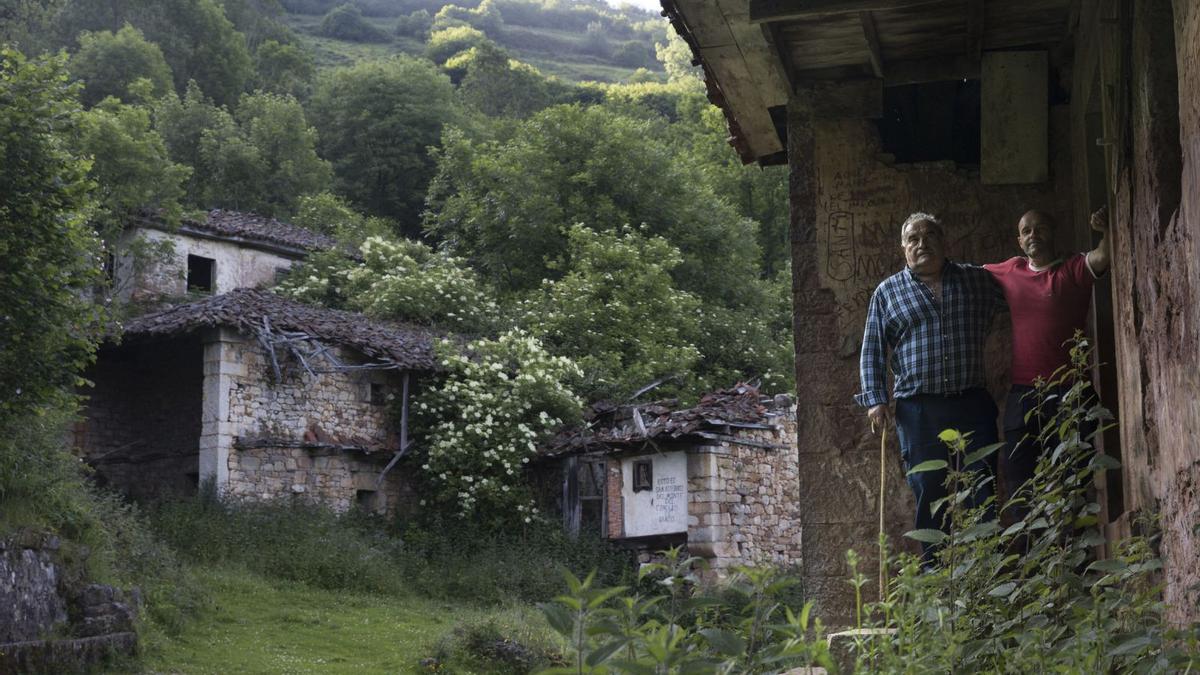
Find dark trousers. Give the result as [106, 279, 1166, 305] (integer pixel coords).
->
[895, 388, 999, 567]
[1001, 384, 1097, 518]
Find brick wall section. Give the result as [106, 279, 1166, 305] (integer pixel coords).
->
[606, 459, 624, 538]
[210, 332, 414, 514]
[77, 339, 203, 500]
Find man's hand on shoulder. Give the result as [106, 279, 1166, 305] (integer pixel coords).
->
[867, 404, 892, 434]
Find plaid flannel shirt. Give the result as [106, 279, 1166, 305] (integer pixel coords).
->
[855, 261, 1004, 408]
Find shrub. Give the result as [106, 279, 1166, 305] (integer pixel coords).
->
[414, 331, 583, 522]
[426, 608, 565, 674]
[425, 25, 489, 65]
[318, 3, 390, 42]
[394, 9, 433, 39]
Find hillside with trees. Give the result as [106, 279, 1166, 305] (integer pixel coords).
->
[0, 0, 794, 670]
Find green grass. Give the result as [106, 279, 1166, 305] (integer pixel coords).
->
[142, 566, 539, 674]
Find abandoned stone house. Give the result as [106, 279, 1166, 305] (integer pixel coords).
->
[112, 208, 338, 303]
[539, 385, 803, 577]
[76, 212, 433, 514]
[662, 0, 1200, 623]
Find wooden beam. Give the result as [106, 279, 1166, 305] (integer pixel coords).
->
[859, 11, 884, 78]
[795, 78, 883, 118]
[966, 0, 985, 63]
[749, 0, 943, 24]
[884, 55, 979, 86]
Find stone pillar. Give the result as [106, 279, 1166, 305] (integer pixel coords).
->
[687, 444, 735, 577]
[199, 328, 245, 489]
[787, 96, 882, 626]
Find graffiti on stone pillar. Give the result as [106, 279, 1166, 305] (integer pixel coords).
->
[825, 211, 856, 281]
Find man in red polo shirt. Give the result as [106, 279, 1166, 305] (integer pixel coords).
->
[984, 208, 1110, 510]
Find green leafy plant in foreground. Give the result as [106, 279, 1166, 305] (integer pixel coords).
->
[538, 548, 833, 673]
[852, 334, 1200, 673]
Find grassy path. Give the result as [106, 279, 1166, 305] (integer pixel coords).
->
[141, 567, 479, 674]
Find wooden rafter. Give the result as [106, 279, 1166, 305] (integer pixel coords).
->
[749, 0, 943, 24]
[966, 0, 985, 62]
[884, 54, 979, 86]
[860, 11, 884, 78]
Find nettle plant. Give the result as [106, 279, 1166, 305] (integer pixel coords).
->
[539, 547, 834, 674]
[849, 334, 1200, 673]
[414, 330, 583, 522]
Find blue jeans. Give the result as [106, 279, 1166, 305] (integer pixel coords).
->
[895, 388, 999, 566]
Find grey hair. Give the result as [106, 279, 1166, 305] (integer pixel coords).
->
[900, 212, 942, 241]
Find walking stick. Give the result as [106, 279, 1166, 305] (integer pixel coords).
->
[878, 427, 888, 601]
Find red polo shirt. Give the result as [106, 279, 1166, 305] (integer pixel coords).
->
[983, 254, 1097, 386]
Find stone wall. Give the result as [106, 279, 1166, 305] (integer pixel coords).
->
[77, 338, 204, 499]
[788, 102, 1074, 622]
[213, 333, 414, 514]
[0, 533, 138, 672]
[687, 408, 802, 577]
[116, 228, 299, 302]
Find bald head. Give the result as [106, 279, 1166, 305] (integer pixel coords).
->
[1017, 210, 1057, 265]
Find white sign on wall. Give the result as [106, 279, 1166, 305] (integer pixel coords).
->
[621, 451, 688, 537]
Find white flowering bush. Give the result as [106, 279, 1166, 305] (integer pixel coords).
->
[277, 235, 499, 332]
[415, 330, 583, 521]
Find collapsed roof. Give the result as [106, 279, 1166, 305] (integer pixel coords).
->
[544, 383, 794, 457]
[120, 289, 442, 371]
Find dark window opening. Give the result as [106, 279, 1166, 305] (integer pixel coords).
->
[369, 383, 386, 406]
[877, 79, 981, 165]
[104, 252, 116, 283]
[274, 266, 290, 284]
[187, 255, 215, 293]
[356, 489, 379, 511]
[632, 460, 652, 493]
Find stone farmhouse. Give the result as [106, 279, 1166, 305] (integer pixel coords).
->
[75, 212, 434, 514]
[661, 0, 1200, 623]
[540, 385, 802, 578]
[112, 209, 339, 304]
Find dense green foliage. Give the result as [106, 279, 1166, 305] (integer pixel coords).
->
[69, 24, 174, 106]
[0, 51, 203, 643]
[0, 50, 102, 424]
[75, 96, 191, 233]
[279, 235, 498, 330]
[56, 0, 255, 104]
[518, 226, 703, 399]
[251, 38, 314, 97]
[154, 84, 329, 216]
[309, 56, 457, 229]
[319, 3, 390, 42]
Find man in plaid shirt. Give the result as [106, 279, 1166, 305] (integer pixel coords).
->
[856, 212, 1005, 566]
